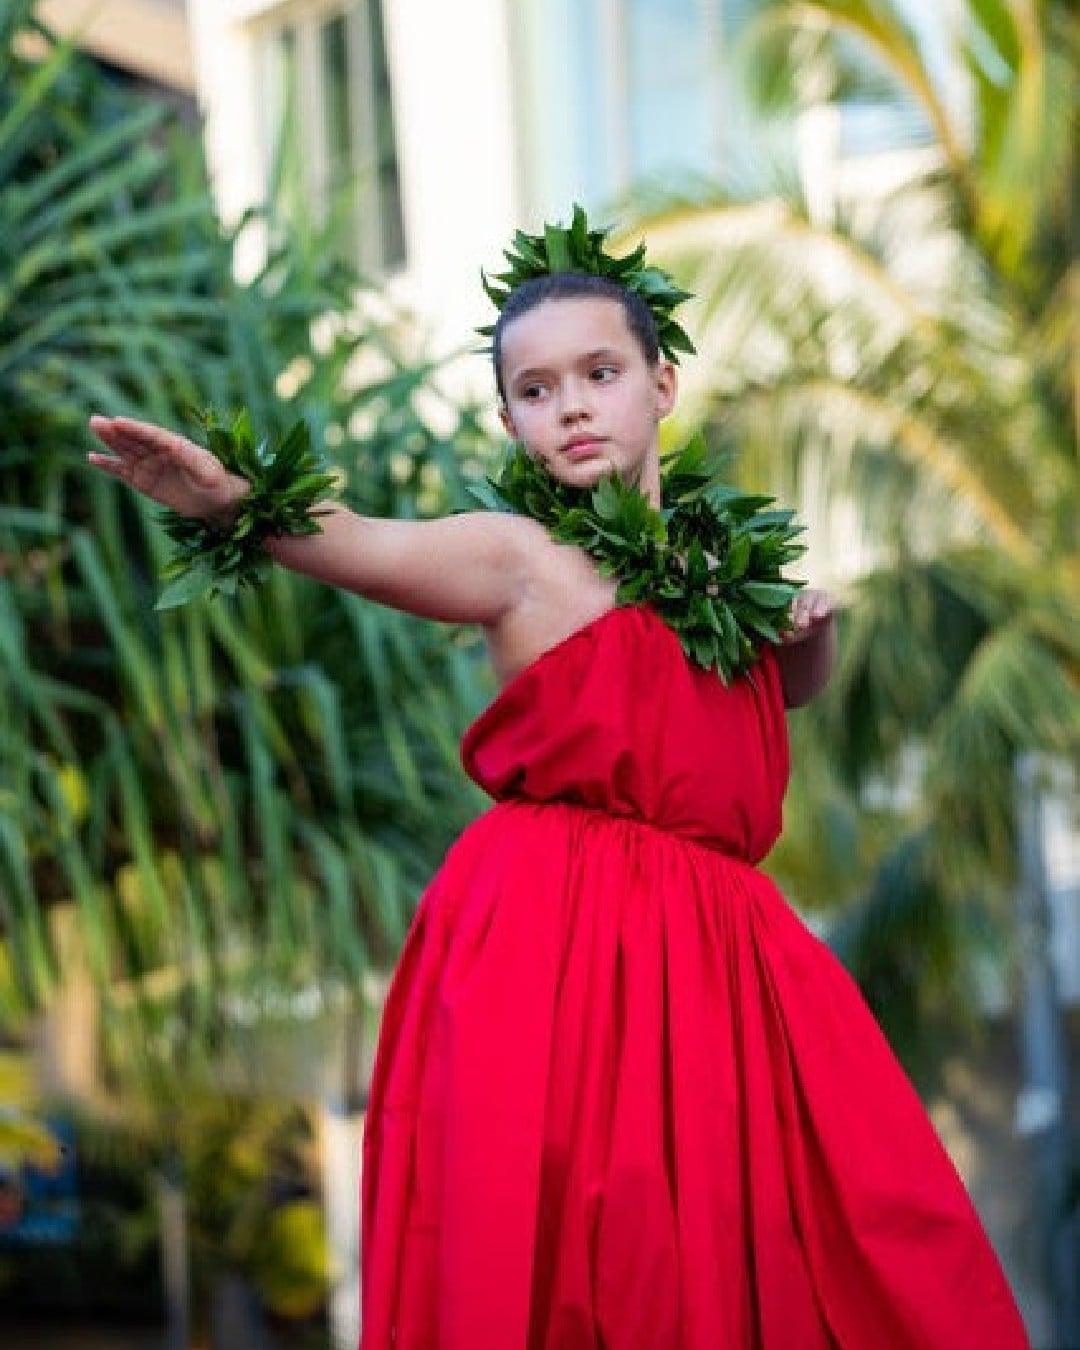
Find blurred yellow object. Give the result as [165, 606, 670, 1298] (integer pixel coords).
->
[0, 1051, 64, 1174]
[0, 1049, 34, 1107]
[55, 760, 90, 825]
[0, 1111, 65, 1174]
[251, 1199, 331, 1319]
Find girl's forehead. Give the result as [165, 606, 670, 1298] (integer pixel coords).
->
[500, 297, 636, 367]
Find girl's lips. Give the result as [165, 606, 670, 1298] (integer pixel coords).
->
[563, 439, 606, 462]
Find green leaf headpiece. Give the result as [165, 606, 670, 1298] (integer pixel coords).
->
[479, 203, 696, 364]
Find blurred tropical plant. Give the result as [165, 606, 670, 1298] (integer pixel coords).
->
[166, 1095, 329, 1327]
[2, 6, 495, 1336]
[627, 0, 1078, 1068]
[0, 1093, 329, 1335]
[0, 0, 493, 1075]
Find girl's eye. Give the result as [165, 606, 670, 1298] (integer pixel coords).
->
[591, 365, 619, 383]
[521, 384, 546, 401]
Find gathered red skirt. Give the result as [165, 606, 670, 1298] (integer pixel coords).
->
[360, 800, 1029, 1348]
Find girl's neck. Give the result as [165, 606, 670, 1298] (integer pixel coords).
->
[639, 453, 662, 507]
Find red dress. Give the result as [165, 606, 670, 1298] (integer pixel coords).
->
[360, 605, 1029, 1349]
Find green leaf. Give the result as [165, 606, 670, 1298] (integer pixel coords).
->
[593, 476, 622, 522]
[742, 581, 797, 608]
[155, 559, 217, 610]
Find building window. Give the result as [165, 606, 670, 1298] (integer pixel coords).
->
[624, 0, 743, 182]
[552, 0, 758, 204]
[525, 0, 952, 211]
[256, 0, 406, 273]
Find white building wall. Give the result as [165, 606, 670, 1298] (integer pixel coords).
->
[380, 0, 519, 363]
[185, 0, 521, 397]
[184, 1, 266, 236]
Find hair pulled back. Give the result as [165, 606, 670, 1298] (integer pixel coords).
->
[491, 272, 660, 402]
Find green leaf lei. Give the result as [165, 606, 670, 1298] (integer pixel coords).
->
[155, 409, 340, 611]
[478, 203, 696, 365]
[470, 435, 806, 683]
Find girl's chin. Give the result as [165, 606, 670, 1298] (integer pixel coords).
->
[551, 457, 617, 487]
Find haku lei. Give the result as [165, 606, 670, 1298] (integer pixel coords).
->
[478, 203, 696, 365]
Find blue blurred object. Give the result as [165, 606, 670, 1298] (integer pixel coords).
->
[0, 1115, 79, 1245]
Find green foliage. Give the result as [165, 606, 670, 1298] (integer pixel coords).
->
[0, 2, 493, 1069]
[479, 201, 697, 362]
[157, 411, 342, 609]
[0, 1094, 330, 1329]
[474, 433, 805, 681]
[172, 1096, 329, 1325]
[630, 0, 1079, 1062]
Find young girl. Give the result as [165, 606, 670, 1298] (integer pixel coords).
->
[88, 228, 1029, 1349]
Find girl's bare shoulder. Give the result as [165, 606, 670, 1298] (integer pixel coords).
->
[476, 517, 619, 684]
[453, 509, 594, 586]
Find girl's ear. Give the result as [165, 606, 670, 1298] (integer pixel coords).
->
[655, 361, 677, 420]
[499, 404, 517, 439]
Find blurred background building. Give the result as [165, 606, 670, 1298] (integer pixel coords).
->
[179, 0, 957, 381]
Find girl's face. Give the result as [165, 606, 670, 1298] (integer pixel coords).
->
[498, 297, 676, 498]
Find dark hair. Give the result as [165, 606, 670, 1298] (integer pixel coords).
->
[491, 272, 661, 402]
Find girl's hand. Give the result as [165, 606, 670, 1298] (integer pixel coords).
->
[776, 586, 837, 707]
[88, 416, 249, 523]
[781, 587, 835, 644]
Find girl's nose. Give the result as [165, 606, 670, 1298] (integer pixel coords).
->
[559, 379, 591, 423]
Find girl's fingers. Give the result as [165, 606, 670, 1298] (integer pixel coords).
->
[808, 592, 834, 622]
[90, 416, 191, 460]
[106, 416, 187, 450]
[785, 588, 836, 639]
[89, 419, 156, 467]
[86, 451, 130, 480]
[91, 428, 149, 464]
[88, 416, 222, 488]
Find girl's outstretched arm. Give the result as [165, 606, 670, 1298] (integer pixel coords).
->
[262, 504, 533, 624]
[776, 588, 837, 708]
[88, 415, 532, 627]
